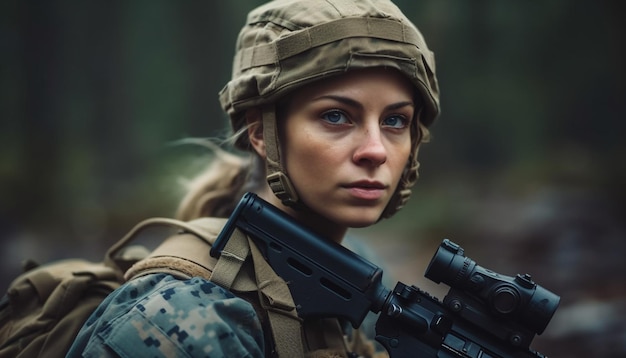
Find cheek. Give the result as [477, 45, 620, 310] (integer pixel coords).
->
[285, 132, 342, 179]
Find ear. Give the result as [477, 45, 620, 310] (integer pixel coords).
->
[246, 108, 266, 158]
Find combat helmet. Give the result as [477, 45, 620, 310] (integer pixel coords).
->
[219, 0, 440, 218]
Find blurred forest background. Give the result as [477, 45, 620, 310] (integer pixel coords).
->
[1, 1, 624, 357]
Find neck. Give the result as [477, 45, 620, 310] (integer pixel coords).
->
[255, 187, 347, 244]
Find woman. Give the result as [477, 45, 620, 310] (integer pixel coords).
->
[68, 0, 440, 357]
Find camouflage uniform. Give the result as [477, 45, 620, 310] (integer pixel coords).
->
[67, 273, 264, 357]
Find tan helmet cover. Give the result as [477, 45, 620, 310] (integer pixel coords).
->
[219, 0, 441, 218]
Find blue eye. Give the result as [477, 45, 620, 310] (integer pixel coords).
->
[321, 110, 349, 124]
[382, 115, 408, 129]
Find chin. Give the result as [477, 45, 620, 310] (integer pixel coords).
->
[347, 221, 378, 229]
[336, 210, 383, 228]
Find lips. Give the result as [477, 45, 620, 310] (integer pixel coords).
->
[344, 180, 386, 189]
[343, 180, 387, 200]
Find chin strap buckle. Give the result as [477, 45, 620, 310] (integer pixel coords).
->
[267, 171, 299, 207]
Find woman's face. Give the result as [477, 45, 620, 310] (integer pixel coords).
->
[278, 68, 416, 236]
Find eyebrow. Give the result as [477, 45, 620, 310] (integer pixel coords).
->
[314, 95, 414, 112]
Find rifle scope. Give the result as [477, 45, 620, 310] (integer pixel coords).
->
[425, 239, 559, 336]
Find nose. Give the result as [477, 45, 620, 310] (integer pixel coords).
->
[352, 125, 387, 167]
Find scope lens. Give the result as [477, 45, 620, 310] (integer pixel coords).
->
[425, 239, 474, 287]
[425, 241, 456, 284]
[491, 286, 519, 314]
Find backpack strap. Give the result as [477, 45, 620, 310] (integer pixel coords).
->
[248, 235, 306, 357]
[208, 228, 250, 288]
[121, 217, 227, 281]
[210, 227, 306, 357]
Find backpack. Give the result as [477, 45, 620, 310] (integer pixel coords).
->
[0, 218, 231, 358]
[0, 258, 123, 358]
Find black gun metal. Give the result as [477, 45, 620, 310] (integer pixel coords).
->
[210, 192, 560, 358]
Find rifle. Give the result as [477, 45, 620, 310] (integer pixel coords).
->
[210, 192, 560, 358]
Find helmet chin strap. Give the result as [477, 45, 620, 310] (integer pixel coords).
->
[261, 105, 300, 207]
